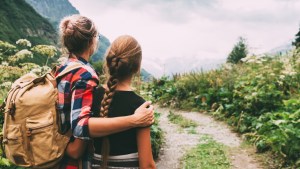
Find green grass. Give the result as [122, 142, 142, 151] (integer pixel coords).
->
[182, 135, 231, 169]
[167, 111, 198, 129]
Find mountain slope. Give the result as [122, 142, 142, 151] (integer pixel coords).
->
[25, 0, 110, 61]
[25, 0, 79, 29]
[0, 0, 57, 45]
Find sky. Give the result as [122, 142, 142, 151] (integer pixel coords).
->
[69, 0, 300, 77]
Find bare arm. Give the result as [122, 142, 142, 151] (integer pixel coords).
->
[137, 127, 156, 169]
[89, 101, 154, 137]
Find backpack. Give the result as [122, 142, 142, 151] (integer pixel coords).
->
[0, 62, 83, 168]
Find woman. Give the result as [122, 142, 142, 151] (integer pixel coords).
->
[92, 35, 156, 169]
[56, 15, 154, 169]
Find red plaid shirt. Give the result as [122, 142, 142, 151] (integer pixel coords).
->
[55, 56, 99, 169]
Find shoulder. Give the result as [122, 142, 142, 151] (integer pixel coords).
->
[56, 58, 99, 84]
[130, 92, 146, 108]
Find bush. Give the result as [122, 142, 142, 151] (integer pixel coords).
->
[145, 50, 300, 167]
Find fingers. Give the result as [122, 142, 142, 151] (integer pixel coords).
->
[147, 105, 154, 111]
[140, 101, 152, 108]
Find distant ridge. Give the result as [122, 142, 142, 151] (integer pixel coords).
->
[25, 0, 79, 29]
[0, 0, 57, 45]
[25, 0, 110, 61]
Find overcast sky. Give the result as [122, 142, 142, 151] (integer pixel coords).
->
[69, 0, 300, 77]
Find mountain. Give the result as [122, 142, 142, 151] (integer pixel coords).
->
[267, 41, 294, 55]
[90, 35, 111, 62]
[25, 0, 79, 29]
[25, 0, 110, 61]
[143, 56, 225, 78]
[24, 0, 152, 79]
[0, 0, 57, 45]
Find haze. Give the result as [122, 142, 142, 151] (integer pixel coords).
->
[69, 0, 300, 77]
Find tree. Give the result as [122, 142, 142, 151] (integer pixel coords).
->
[292, 27, 300, 48]
[227, 37, 248, 64]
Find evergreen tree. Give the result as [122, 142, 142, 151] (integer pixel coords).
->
[292, 27, 300, 48]
[227, 37, 248, 64]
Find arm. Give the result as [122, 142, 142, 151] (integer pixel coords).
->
[89, 101, 154, 137]
[137, 127, 156, 169]
[65, 138, 88, 159]
[66, 102, 154, 158]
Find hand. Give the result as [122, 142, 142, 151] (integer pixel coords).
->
[133, 101, 154, 127]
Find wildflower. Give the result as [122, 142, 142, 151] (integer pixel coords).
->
[31, 45, 57, 58]
[16, 39, 32, 47]
[0, 81, 12, 88]
[57, 57, 68, 64]
[1, 61, 8, 66]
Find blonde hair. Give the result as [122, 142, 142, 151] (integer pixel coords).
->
[100, 35, 142, 168]
[59, 14, 98, 56]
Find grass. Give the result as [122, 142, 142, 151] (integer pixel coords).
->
[167, 111, 198, 128]
[167, 111, 198, 134]
[182, 135, 231, 169]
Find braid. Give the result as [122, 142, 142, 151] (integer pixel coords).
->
[100, 55, 120, 169]
[99, 35, 142, 169]
[100, 56, 120, 117]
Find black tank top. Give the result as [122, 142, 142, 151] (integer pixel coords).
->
[93, 86, 145, 155]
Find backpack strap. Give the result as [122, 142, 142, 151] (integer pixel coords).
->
[56, 62, 85, 79]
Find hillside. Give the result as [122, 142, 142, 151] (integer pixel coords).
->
[0, 0, 57, 45]
[25, 0, 79, 29]
[25, 0, 110, 61]
[24, 0, 153, 79]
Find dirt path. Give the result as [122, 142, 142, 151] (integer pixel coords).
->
[155, 107, 263, 169]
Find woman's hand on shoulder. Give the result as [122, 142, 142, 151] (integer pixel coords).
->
[132, 101, 154, 127]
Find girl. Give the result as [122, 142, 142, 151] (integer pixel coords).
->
[56, 15, 154, 169]
[92, 35, 156, 169]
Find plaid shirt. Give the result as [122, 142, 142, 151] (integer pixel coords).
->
[55, 56, 99, 169]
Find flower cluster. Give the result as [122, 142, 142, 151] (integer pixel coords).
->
[16, 39, 32, 48]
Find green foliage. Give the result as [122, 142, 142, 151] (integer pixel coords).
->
[151, 112, 163, 159]
[0, 39, 57, 132]
[182, 135, 231, 169]
[146, 49, 300, 167]
[31, 45, 57, 66]
[293, 27, 300, 48]
[91, 60, 104, 75]
[227, 37, 248, 64]
[0, 0, 57, 45]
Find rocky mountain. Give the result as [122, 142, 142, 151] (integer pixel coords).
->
[25, 0, 79, 29]
[0, 0, 57, 45]
[24, 0, 152, 79]
[25, 0, 110, 61]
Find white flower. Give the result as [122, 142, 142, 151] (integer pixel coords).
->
[31, 68, 42, 74]
[15, 49, 33, 59]
[57, 57, 68, 64]
[16, 39, 31, 47]
[1, 61, 8, 66]
[0, 81, 12, 88]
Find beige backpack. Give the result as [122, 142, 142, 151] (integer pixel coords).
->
[0, 62, 83, 168]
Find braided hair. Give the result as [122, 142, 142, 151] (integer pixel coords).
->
[100, 35, 142, 168]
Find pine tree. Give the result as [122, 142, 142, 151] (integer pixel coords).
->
[227, 37, 248, 64]
[292, 27, 300, 48]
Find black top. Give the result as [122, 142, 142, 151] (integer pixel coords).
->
[93, 86, 145, 155]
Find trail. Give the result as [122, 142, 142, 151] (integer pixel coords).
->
[155, 107, 263, 169]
